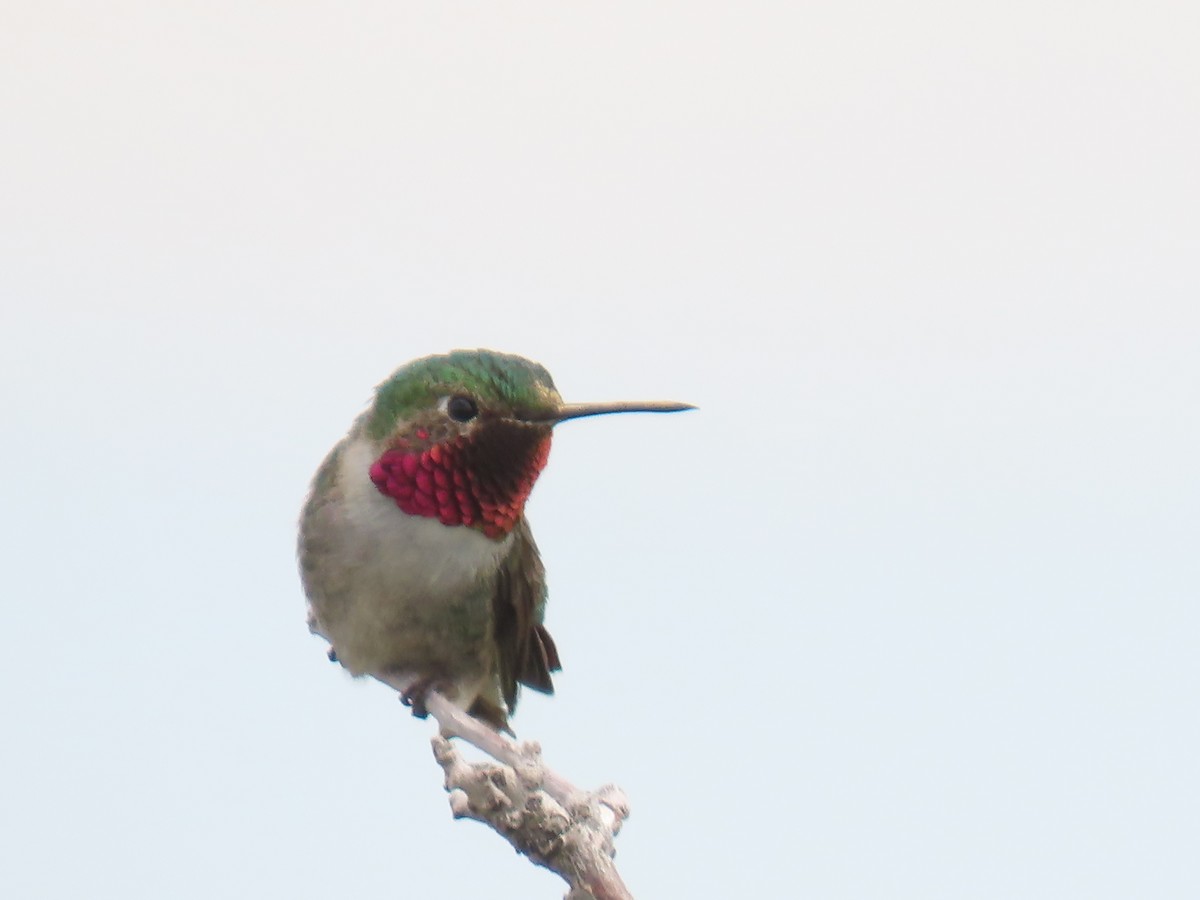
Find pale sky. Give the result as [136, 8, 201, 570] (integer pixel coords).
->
[3, 3, 1198, 898]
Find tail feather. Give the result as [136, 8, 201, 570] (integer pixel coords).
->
[518, 624, 562, 695]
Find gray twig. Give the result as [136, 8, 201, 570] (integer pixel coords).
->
[372, 672, 633, 900]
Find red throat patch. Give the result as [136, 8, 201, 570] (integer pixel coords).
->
[369, 432, 552, 539]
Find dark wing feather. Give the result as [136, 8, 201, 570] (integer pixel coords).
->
[492, 518, 562, 713]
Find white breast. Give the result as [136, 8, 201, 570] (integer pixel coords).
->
[335, 437, 513, 598]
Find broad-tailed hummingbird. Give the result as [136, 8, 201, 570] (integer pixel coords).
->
[299, 349, 692, 730]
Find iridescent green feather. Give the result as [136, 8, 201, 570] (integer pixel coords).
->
[367, 349, 561, 440]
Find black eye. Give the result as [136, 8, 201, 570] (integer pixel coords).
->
[446, 395, 478, 422]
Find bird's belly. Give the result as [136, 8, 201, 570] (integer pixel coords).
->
[304, 484, 511, 683]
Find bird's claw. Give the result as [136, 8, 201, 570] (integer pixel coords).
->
[399, 676, 446, 719]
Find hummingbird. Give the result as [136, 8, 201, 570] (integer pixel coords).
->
[299, 349, 692, 731]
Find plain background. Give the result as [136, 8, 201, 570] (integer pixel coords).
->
[3, 2, 1197, 897]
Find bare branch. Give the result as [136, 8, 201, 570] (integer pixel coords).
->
[372, 672, 633, 899]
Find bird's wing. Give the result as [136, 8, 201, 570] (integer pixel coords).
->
[492, 517, 562, 713]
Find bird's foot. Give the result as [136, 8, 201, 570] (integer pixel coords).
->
[327, 647, 338, 663]
[400, 676, 441, 719]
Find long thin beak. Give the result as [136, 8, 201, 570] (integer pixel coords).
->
[534, 400, 696, 424]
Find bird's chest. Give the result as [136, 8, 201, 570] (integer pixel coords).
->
[308, 446, 513, 674]
[344, 496, 507, 602]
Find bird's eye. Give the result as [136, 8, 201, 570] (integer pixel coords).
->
[446, 395, 478, 423]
